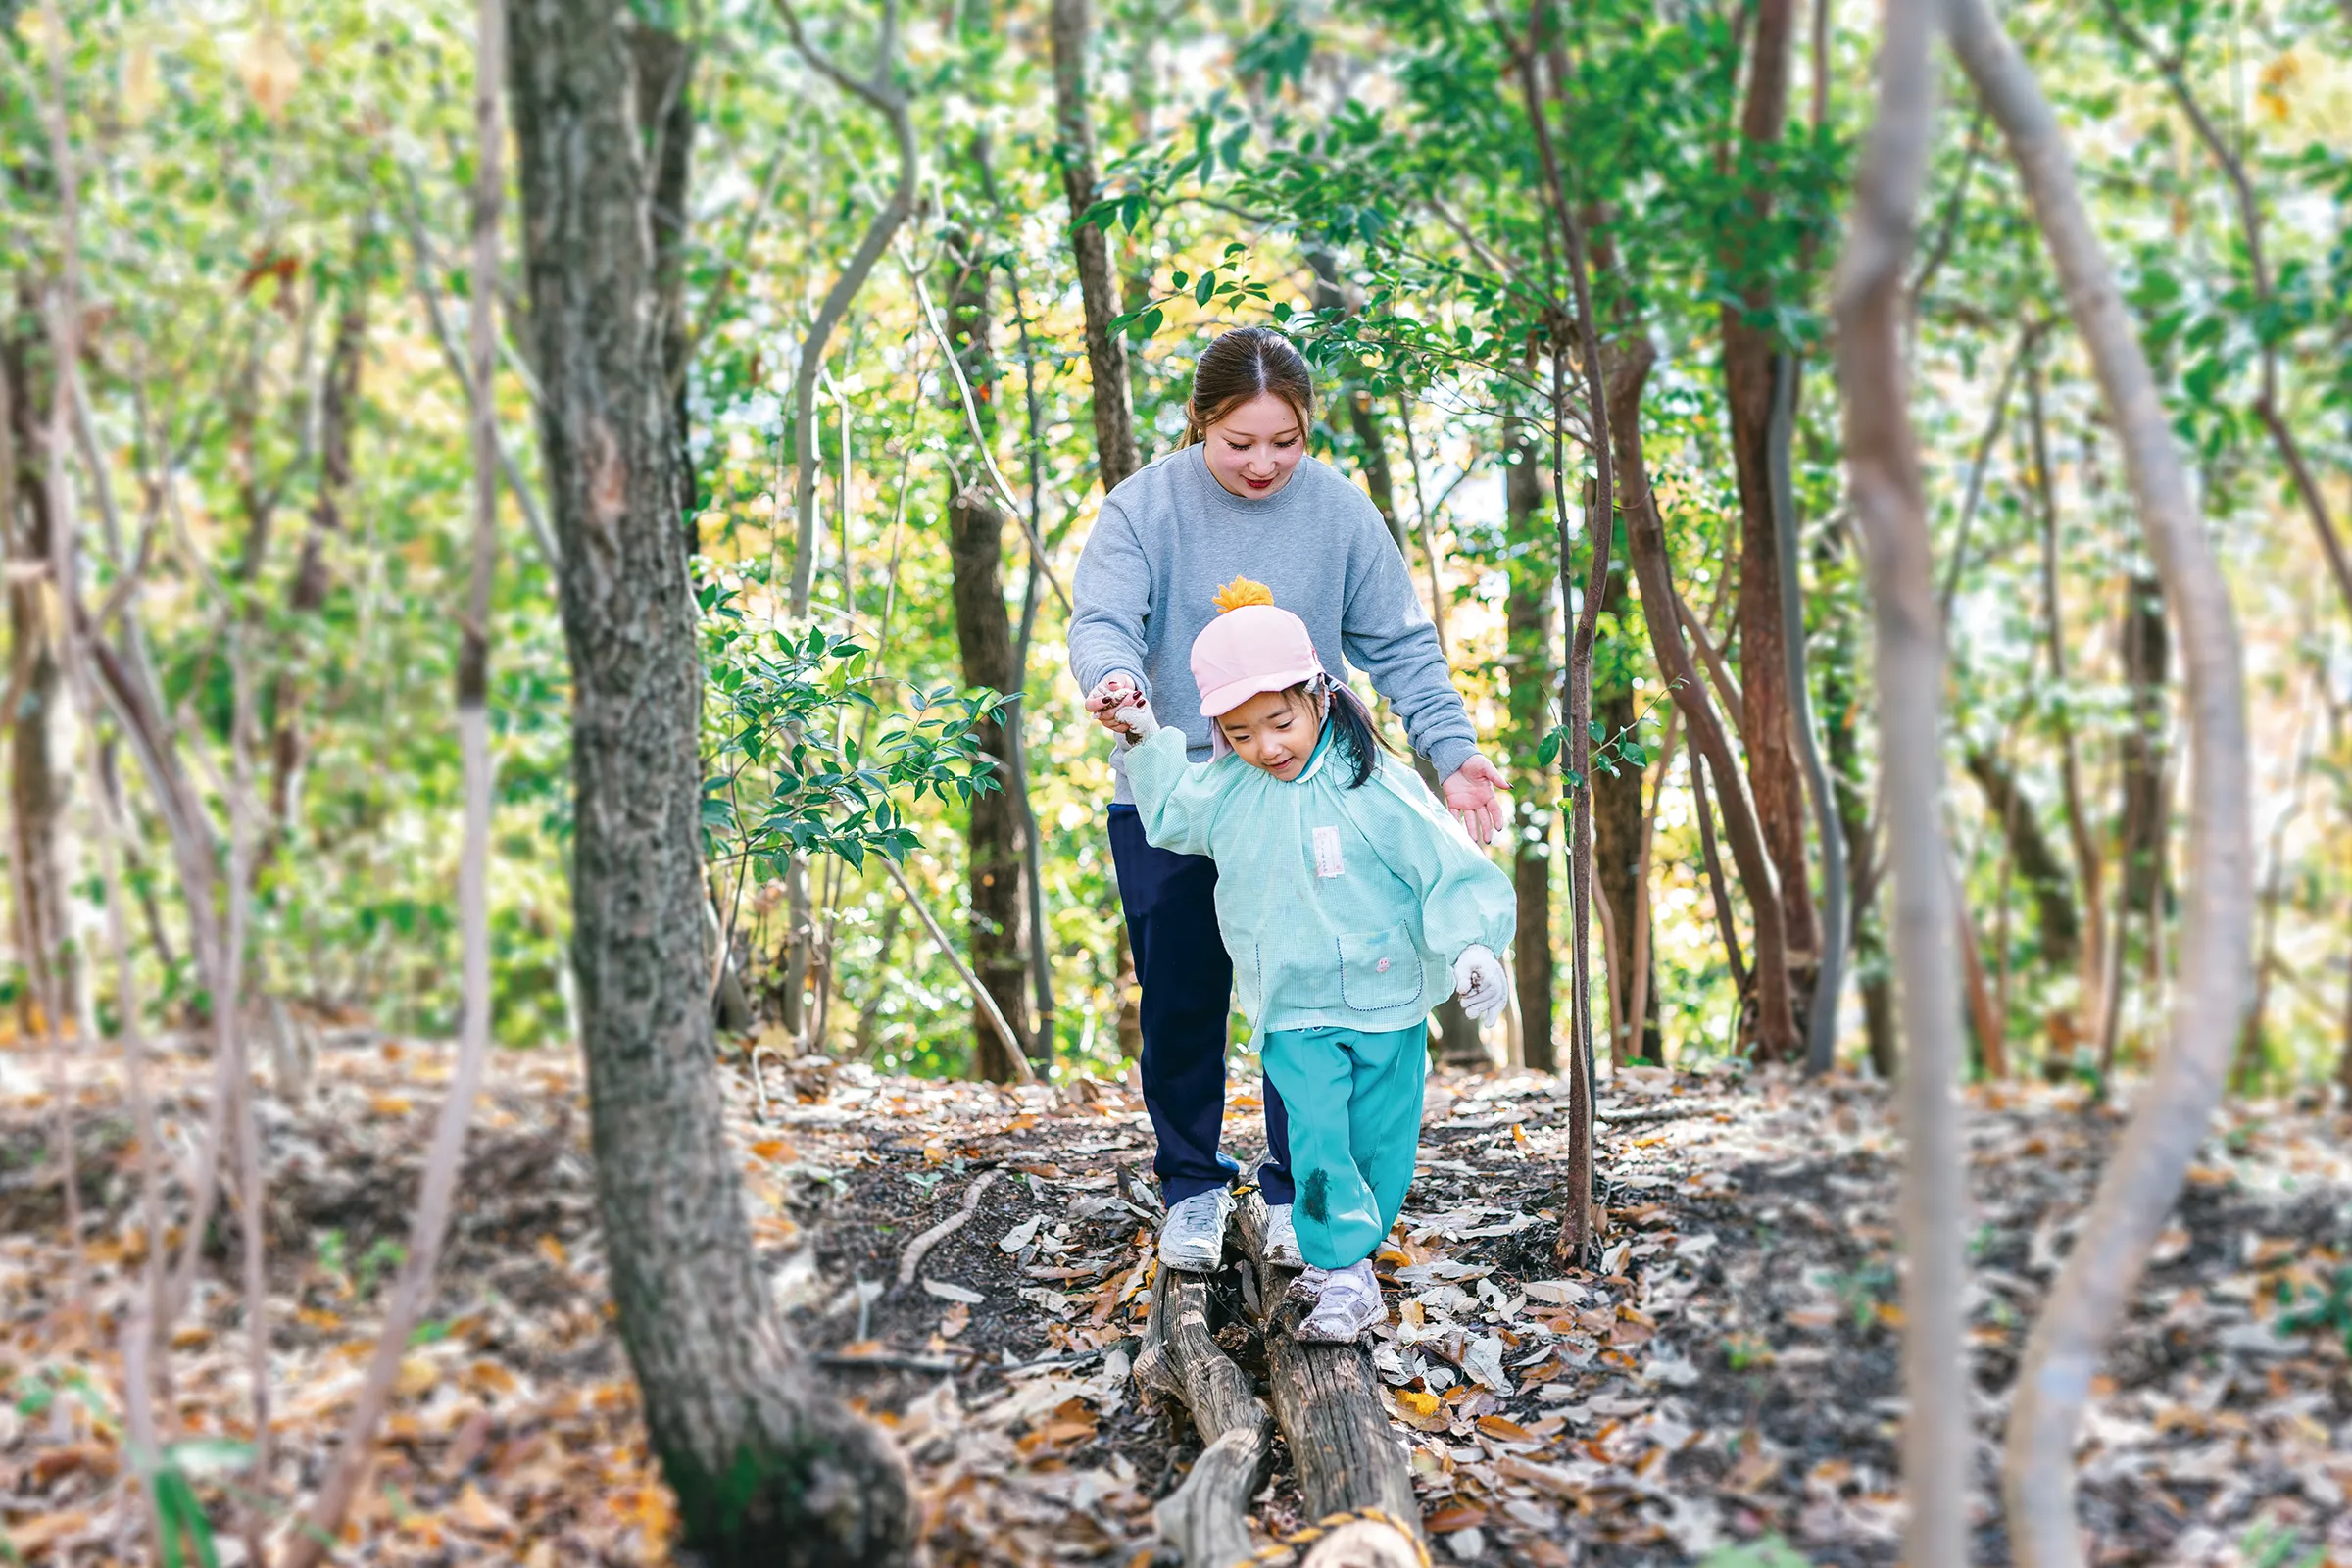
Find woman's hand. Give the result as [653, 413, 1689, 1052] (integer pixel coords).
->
[1443, 754, 1508, 845]
[1086, 673, 1143, 736]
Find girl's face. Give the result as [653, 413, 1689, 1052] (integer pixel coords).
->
[1201, 393, 1306, 500]
[1218, 687, 1321, 781]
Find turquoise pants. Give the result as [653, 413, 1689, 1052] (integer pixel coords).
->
[1259, 1023, 1427, 1270]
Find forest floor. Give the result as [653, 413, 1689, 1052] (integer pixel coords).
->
[1, 1032, 2349, 1566]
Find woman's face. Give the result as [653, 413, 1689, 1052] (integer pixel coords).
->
[1218, 687, 1320, 780]
[1201, 393, 1306, 500]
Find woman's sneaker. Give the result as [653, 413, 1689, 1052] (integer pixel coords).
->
[1296, 1260, 1385, 1343]
[1157, 1188, 1235, 1271]
[1262, 1202, 1304, 1268]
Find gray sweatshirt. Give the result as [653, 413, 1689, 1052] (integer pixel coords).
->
[1068, 444, 1480, 804]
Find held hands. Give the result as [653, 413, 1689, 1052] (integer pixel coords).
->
[1085, 673, 1144, 737]
[1116, 692, 1160, 739]
[1443, 754, 1508, 845]
[1452, 945, 1507, 1024]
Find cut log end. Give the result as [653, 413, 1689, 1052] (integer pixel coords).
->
[1300, 1515, 1430, 1568]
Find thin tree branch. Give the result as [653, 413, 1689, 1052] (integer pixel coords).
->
[1937, 318, 2044, 620]
[1830, 0, 1965, 1553]
[774, 0, 917, 617]
[883, 858, 1037, 1085]
[393, 171, 562, 576]
[1949, 0, 2255, 1559]
[897, 242, 1074, 617]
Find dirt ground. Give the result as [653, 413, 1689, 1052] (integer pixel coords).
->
[1, 1036, 2348, 1565]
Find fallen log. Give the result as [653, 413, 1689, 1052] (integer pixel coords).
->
[1132, 1261, 1275, 1567]
[1235, 1194, 1426, 1568]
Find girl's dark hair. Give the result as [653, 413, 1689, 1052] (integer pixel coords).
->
[1182, 326, 1316, 447]
[1315, 678, 1395, 789]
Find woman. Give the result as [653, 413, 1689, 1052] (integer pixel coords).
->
[1068, 326, 1506, 1272]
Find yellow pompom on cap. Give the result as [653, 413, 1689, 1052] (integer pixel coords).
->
[1212, 575, 1276, 613]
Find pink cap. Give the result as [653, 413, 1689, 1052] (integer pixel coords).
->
[1191, 602, 1325, 718]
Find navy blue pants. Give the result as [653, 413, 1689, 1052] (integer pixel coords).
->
[1108, 805, 1295, 1207]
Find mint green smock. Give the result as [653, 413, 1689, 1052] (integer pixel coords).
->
[1124, 722, 1515, 1269]
[1123, 725, 1516, 1041]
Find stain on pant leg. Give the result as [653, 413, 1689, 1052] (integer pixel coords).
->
[1302, 1168, 1330, 1224]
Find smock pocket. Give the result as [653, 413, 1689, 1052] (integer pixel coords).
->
[1338, 925, 1424, 1012]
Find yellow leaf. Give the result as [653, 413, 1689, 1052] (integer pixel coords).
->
[451, 1483, 514, 1537]
[395, 1355, 438, 1397]
[1476, 1414, 1534, 1442]
[122, 39, 159, 124]
[238, 22, 301, 119]
[1396, 1389, 1441, 1418]
[748, 1137, 798, 1163]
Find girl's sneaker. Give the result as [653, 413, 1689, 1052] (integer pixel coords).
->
[1286, 1264, 1331, 1302]
[1262, 1202, 1304, 1268]
[1295, 1260, 1385, 1343]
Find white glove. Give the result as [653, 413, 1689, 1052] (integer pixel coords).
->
[1452, 945, 1507, 1024]
[1117, 693, 1160, 739]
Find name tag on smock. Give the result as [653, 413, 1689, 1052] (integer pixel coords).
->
[1312, 825, 1345, 878]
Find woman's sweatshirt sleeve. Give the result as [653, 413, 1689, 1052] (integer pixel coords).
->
[1362, 765, 1517, 962]
[1123, 727, 1230, 858]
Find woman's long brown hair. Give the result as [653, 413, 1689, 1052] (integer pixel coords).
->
[1180, 326, 1316, 447]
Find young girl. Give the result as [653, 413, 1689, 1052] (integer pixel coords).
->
[1111, 579, 1514, 1342]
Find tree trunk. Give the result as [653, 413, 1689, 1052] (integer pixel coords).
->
[1963, 748, 2082, 970]
[1306, 252, 1409, 556]
[2118, 569, 2169, 926]
[1948, 2, 2255, 1559]
[943, 228, 1036, 1081]
[943, 476, 1034, 1077]
[1719, 0, 1820, 965]
[1831, 0, 1970, 1550]
[1592, 569, 1660, 1065]
[1609, 339, 1799, 1058]
[633, 22, 696, 546]
[2027, 353, 2105, 1042]
[1050, 0, 1142, 1060]
[507, 5, 913, 1560]
[1503, 420, 1555, 1071]
[2, 318, 75, 1031]
[1048, 0, 1139, 493]
[267, 246, 368, 855]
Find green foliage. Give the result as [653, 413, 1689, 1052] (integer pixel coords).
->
[1539, 686, 1678, 793]
[16, 0, 2348, 1086]
[2275, 1266, 2352, 1357]
[2238, 1517, 2326, 1568]
[1701, 1536, 1811, 1568]
[700, 579, 1004, 879]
